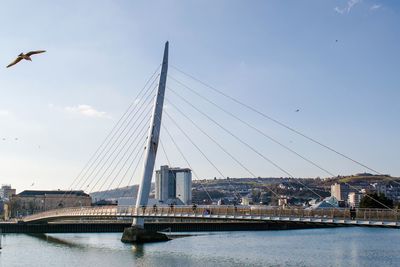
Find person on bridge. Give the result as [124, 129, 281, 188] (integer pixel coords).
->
[153, 204, 157, 212]
[141, 205, 146, 215]
[350, 207, 356, 220]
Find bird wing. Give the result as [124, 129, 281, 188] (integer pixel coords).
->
[26, 50, 46, 56]
[6, 57, 23, 68]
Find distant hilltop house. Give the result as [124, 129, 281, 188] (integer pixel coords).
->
[10, 190, 91, 217]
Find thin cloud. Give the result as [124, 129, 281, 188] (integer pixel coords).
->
[335, 0, 362, 14]
[0, 110, 11, 117]
[370, 4, 381, 10]
[64, 105, 110, 119]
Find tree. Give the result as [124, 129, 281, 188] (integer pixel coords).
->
[359, 193, 393, 209]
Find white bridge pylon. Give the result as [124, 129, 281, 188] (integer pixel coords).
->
[133, 41, 169, 228]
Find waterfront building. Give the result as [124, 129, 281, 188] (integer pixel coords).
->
[10, 190, 91, 216]
[155, 165, 192, 205]
[0, 184, 16, 200]
[155, 165, 176, 202]
[175, 170, 192, 205]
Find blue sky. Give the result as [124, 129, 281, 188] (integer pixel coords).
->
[0, 0, 399, 192]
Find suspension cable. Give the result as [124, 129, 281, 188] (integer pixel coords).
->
[167, 87, 328, 201]
[159, 119, 213, 202]
[98, 129, 149, 200]
[170, 65, 389, 178]
[165, 105, 279, 200]
[168, 77, 335, 177]
[66, 66, 160, 192]
[164, 111, 243, 200]
[92, 118, 151, 194]
[159, 139, 171, 167]
[119, 138, 148, 199]
[169, 70, 397, 209]
[167, 92, 394, 211]
[60, 68, 160, 202]
[73, 84, 157, 194]
[87, 104, 153, 193]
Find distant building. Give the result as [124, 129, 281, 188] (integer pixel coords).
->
[348, 192, 363, 208]
[308, 196, 340, 210]
[331, 183, 352, 202]
[155, 165, 192, 205]
[241, 196, 252, 205]
[11, 190, 91, 216]
[278, 197, 288, 207]
[155, 165, 176, 201]
[175, 170, 192, 205]
[0, 184, 16, 200]
[372, 183, 387, 196]
[369, 183, 400, 202]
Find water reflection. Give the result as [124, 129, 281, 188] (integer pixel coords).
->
[131, 244, 145, 258]
[27, 233, 85, 249]
[1, 228, 399, 267]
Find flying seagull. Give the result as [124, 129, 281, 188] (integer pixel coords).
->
[6, 50, 46, 68]
[295, 109, 300, 112]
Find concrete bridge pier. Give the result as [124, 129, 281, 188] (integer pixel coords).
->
[121, 226, 170, 243]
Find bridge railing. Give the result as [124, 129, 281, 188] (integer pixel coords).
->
[22, 206, 120, 222]
[131, 205, 398, 222]
[22, 205, 399, 223]
[133, 205, 399, 222]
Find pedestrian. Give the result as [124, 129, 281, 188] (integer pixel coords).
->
[350, 206, 356, 220]
[142, 205, 146, 215]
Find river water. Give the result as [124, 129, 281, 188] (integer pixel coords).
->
[0, 227, 399, 267]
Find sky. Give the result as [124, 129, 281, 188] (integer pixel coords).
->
[0, 0, 399, 193]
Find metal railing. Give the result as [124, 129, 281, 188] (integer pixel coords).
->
[22, 205, 399, 225]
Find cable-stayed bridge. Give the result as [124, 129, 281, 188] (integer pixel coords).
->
[19, 42, 400, 235]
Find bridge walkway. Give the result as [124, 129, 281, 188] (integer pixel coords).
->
[22, 205, 399, 228]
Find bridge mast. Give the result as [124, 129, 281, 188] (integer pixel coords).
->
[133, 41, 169, 228]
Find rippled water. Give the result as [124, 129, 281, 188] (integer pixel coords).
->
[0, 227, 399, 266]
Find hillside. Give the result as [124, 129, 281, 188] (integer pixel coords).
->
[322, 173, 400, 185]
[90, 185, 139, 201]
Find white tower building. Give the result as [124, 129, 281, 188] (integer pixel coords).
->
[155, 165, 192, 205]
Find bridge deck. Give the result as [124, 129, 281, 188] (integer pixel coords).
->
[21, 205, 399, 228]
